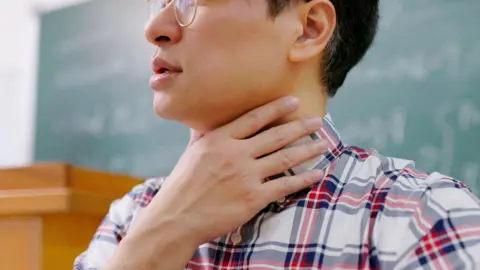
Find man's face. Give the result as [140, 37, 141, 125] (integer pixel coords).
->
[145, 0, 299, 132]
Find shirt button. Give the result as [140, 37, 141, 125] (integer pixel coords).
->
[231, 232, 242, 244]
[276, 197, 286, 204]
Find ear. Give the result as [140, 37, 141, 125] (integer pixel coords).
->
[288, 0, 336, 63]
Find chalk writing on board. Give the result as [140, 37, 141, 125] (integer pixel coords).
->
[108, 156, 128, 172]
[54, 58, 127, 89]
[389, 1, 480, 29]
[417, 145, 440, 173]
[462, 162, 479, 191]
[458, 100, 480, 131]
[340, 107, 406, 149]
[51, 109, 107, 136]
[57, 31, 115, 56]
[349, 42, 462, 84]
[465, 41, 480, 76]
[109, 105, 156, 135]
[104, 142, 186, 177]
[417, 100, 480, 178]
[35, 0, 480, 182]
[433, 104, 455, 175]
[378, 1, 403, 30]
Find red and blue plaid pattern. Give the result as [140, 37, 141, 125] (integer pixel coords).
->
[74, 114, 480, 269]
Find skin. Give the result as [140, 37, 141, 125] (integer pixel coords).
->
[145, 0, 335, 131]
[103, 0, 336, 269]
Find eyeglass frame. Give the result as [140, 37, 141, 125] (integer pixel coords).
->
[145, 0, 199, 28]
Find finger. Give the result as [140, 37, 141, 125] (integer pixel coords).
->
[262, 170, 325, 202]
[257, 140, 329, 178]
[222, 96, 300, 139]
[249, 116, 323, 158]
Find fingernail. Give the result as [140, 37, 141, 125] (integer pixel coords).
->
[306, 116, 323, 128]
[285, 97, 299, 108]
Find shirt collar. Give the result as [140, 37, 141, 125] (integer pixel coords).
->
[289, 113, 344, 175]
[267, 113, 345, 209]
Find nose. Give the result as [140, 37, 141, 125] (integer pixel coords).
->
[144, 3, 182, 47]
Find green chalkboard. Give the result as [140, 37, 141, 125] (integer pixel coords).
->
[35, 0, 189, 177]
[329, 0, 480, 193]
[35, 0, 480, 194]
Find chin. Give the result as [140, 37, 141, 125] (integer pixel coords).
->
[154, 105, 223, 133]
[152, 97, 177, 120]
[152, 98, 202, 126]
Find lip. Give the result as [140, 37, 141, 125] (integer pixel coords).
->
[152, 58, 182, 74]
[149, 71, 181, 89]
[150, 58, 183, 90]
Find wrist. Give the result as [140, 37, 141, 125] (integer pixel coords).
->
[113, 217, 199, 269]
[125, 214, 200, 251]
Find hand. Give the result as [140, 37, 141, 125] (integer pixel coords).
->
[187, 129, 205, 147]
[132, 96, 328, 246]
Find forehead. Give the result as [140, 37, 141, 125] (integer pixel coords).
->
[192, 0, 270, 23]
[205, 0, 267, 12]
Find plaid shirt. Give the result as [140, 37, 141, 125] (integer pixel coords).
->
[74, 114, 480, 270]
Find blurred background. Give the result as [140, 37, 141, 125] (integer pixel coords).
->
[0, 0, 479, 269]
[1, 0, 479, 191]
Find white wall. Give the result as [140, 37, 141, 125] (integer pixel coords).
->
[0, 0, 90, 168]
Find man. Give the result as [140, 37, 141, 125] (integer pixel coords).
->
[75, 0, 480, 269]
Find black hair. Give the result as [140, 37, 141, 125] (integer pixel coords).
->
[267, 0, 380, 96]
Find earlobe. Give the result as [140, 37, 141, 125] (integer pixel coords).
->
[287, 0, 336, 63]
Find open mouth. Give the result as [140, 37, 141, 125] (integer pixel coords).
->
[157, 67, 182, 75]
[150, 58, 183, 89]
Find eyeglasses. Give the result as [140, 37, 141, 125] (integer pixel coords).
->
[146, 0, 198, 27]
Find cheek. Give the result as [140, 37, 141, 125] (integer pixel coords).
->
[176, 7, 294, 123]
[184, 20, 289, 92]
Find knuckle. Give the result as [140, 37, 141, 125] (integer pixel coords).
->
[221, 157, 236, 169]
[281, 178, 291, 194]
[299, 118, 313, 133]
[301, 174, 312, 187]
[248, 110, 261, 122]
[246, 111, 263, 132]
[306, 144, 319, 156]
[279, 152, 294, 170]
[272, 128, 287, 146]
[241, 186, 262, 208]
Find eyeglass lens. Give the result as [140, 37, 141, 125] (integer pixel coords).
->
[148, 0, 197, 26]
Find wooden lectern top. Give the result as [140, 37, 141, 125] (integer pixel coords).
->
[0, 162, 144, 216]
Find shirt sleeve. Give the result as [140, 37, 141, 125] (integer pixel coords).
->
[393, 173, 480, 270]
[73, 178, 164, 270]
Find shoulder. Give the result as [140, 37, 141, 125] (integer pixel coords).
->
[102, 177, 165, 226]
[342, 144, 480, 214]
[339, 144, 477, 198]
[73, 177, 166, 270]
[341, 145, 480, 267]
[105, 177, 166, 235]
[389, 170, 480, 268]
[127, 177, 166, 207]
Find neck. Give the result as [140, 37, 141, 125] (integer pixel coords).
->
[189, 63, 328, 139]
[273, 64, 328, 127]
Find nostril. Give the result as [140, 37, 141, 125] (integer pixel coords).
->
[155, 35, 171, 43]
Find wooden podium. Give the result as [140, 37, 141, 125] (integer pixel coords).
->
[0, 162, 143, 270]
